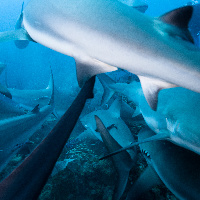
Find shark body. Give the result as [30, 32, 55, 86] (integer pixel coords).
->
[80, 98, 136, 159]
[8, 72, 53, 108]
[0, 74, 55, 172]
[98, 74, 200, 158]
[95, 115, 137, 200]
[1, 1, 200, 105]
[136, 127, 200, 200]
[0, 76, 95, 200]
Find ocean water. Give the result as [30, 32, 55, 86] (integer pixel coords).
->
[0, 0, 199, 199]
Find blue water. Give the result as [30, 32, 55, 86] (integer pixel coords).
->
[0, 0, 199, 199]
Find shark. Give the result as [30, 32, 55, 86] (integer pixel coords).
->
[80, 98, 136, 159]
[1, 0, 200, 109]
[98, 73, 166, 135]
[127, 127, 200, 200]
[118, 0, 148, 13]
[0, 93, 27, 120]
[0, 76, 95, 200]
[95, 115, 137, 200]
[0, 62, 12, 99]
[7, 71, 53, 109]
[0, 72, 55, 172]
[98, 74, 200, 158]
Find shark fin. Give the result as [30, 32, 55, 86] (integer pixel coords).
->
[0, 83, 12, 99]
[76, 60, 117, 87]
[14, 2, 30, 49]
[126, 165, 163, 200]
[46, 68, 54, 90]
[108, 98, 121, 118]
[48, 67, 55, 106]
[0, 62, 6, 75]
[159, 6, 193, 29]
[120, 100, 136, 118]
[31, 104, 40, 113]
[97, 74, 116, 105]
[138, 76, 177, 111]
[159, 6, 194, 44]
[0, 29, 32, 43]
[95, 115, 133, 200]
[100, 131, 170, 160]
[119, 0, 148, 13]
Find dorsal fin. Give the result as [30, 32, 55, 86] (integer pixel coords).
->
[159, 6, 193, 29]
[138, 76, 177, 111]
[31, 104, 40, 113]
[108, 98, 121, 118]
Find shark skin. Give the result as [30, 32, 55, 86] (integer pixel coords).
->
[80, 98, 136, 159]
[0, 76, 95, 200]
[0, 63, 12, 99]
[98, 74, 200, 158]
[95, 115, 137, 200]
[98, 73, 167, 135]
[1, 1, 200, 101]
[0, 73, 55, 172]
[118, 0, 148, 13]
[14, 2, 30, 49]
[126, 165, 163, 200]
[0, 93, 27, 120]
[8, 71, 53, 108]
[138, 127, 200, 200]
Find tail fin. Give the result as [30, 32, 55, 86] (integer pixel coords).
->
[14, 2, 30, 49]
[48, 67, 54, 106]
[97, 74, 116, 105]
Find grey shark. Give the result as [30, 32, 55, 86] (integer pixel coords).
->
[0, 63, 12, 99]
[80, 98, 136, 159]
[8, 72, 53, 108]
[0, 73, 55, 172]
[133, 127, 200, 200]
[95, 115, 137, 200]
[0, 76, 95, 200]
[1, 1, 200, 108]
[98, 74, 200, 158]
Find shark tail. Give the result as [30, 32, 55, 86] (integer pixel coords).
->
[95, 115, 133, 200]
[48, 68, 55, 106]
[100, 131, 170, 160]
[14, 2, 30, 49]
[97, 74, 116, 105]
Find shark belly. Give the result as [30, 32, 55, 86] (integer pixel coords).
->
[23, 0, 200, 93]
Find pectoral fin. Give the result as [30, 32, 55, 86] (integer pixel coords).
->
[0, 28, 32, 43]
[138, 76, 177, 111]
[100, 132, 170, 160]
[76, 60, 117, 87]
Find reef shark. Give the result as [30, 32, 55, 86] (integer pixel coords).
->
[1, 0, 200, 109]
[98, 74, 200, 158]
[8, 71, 53, 108]
[95, 115, 136, 200]
[128, 127, 200, 200]
[80, 98, 136, 159]
[0, 63, 12, 99]
[0, 72, 55, 172]
[0, 76, 95, 200]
